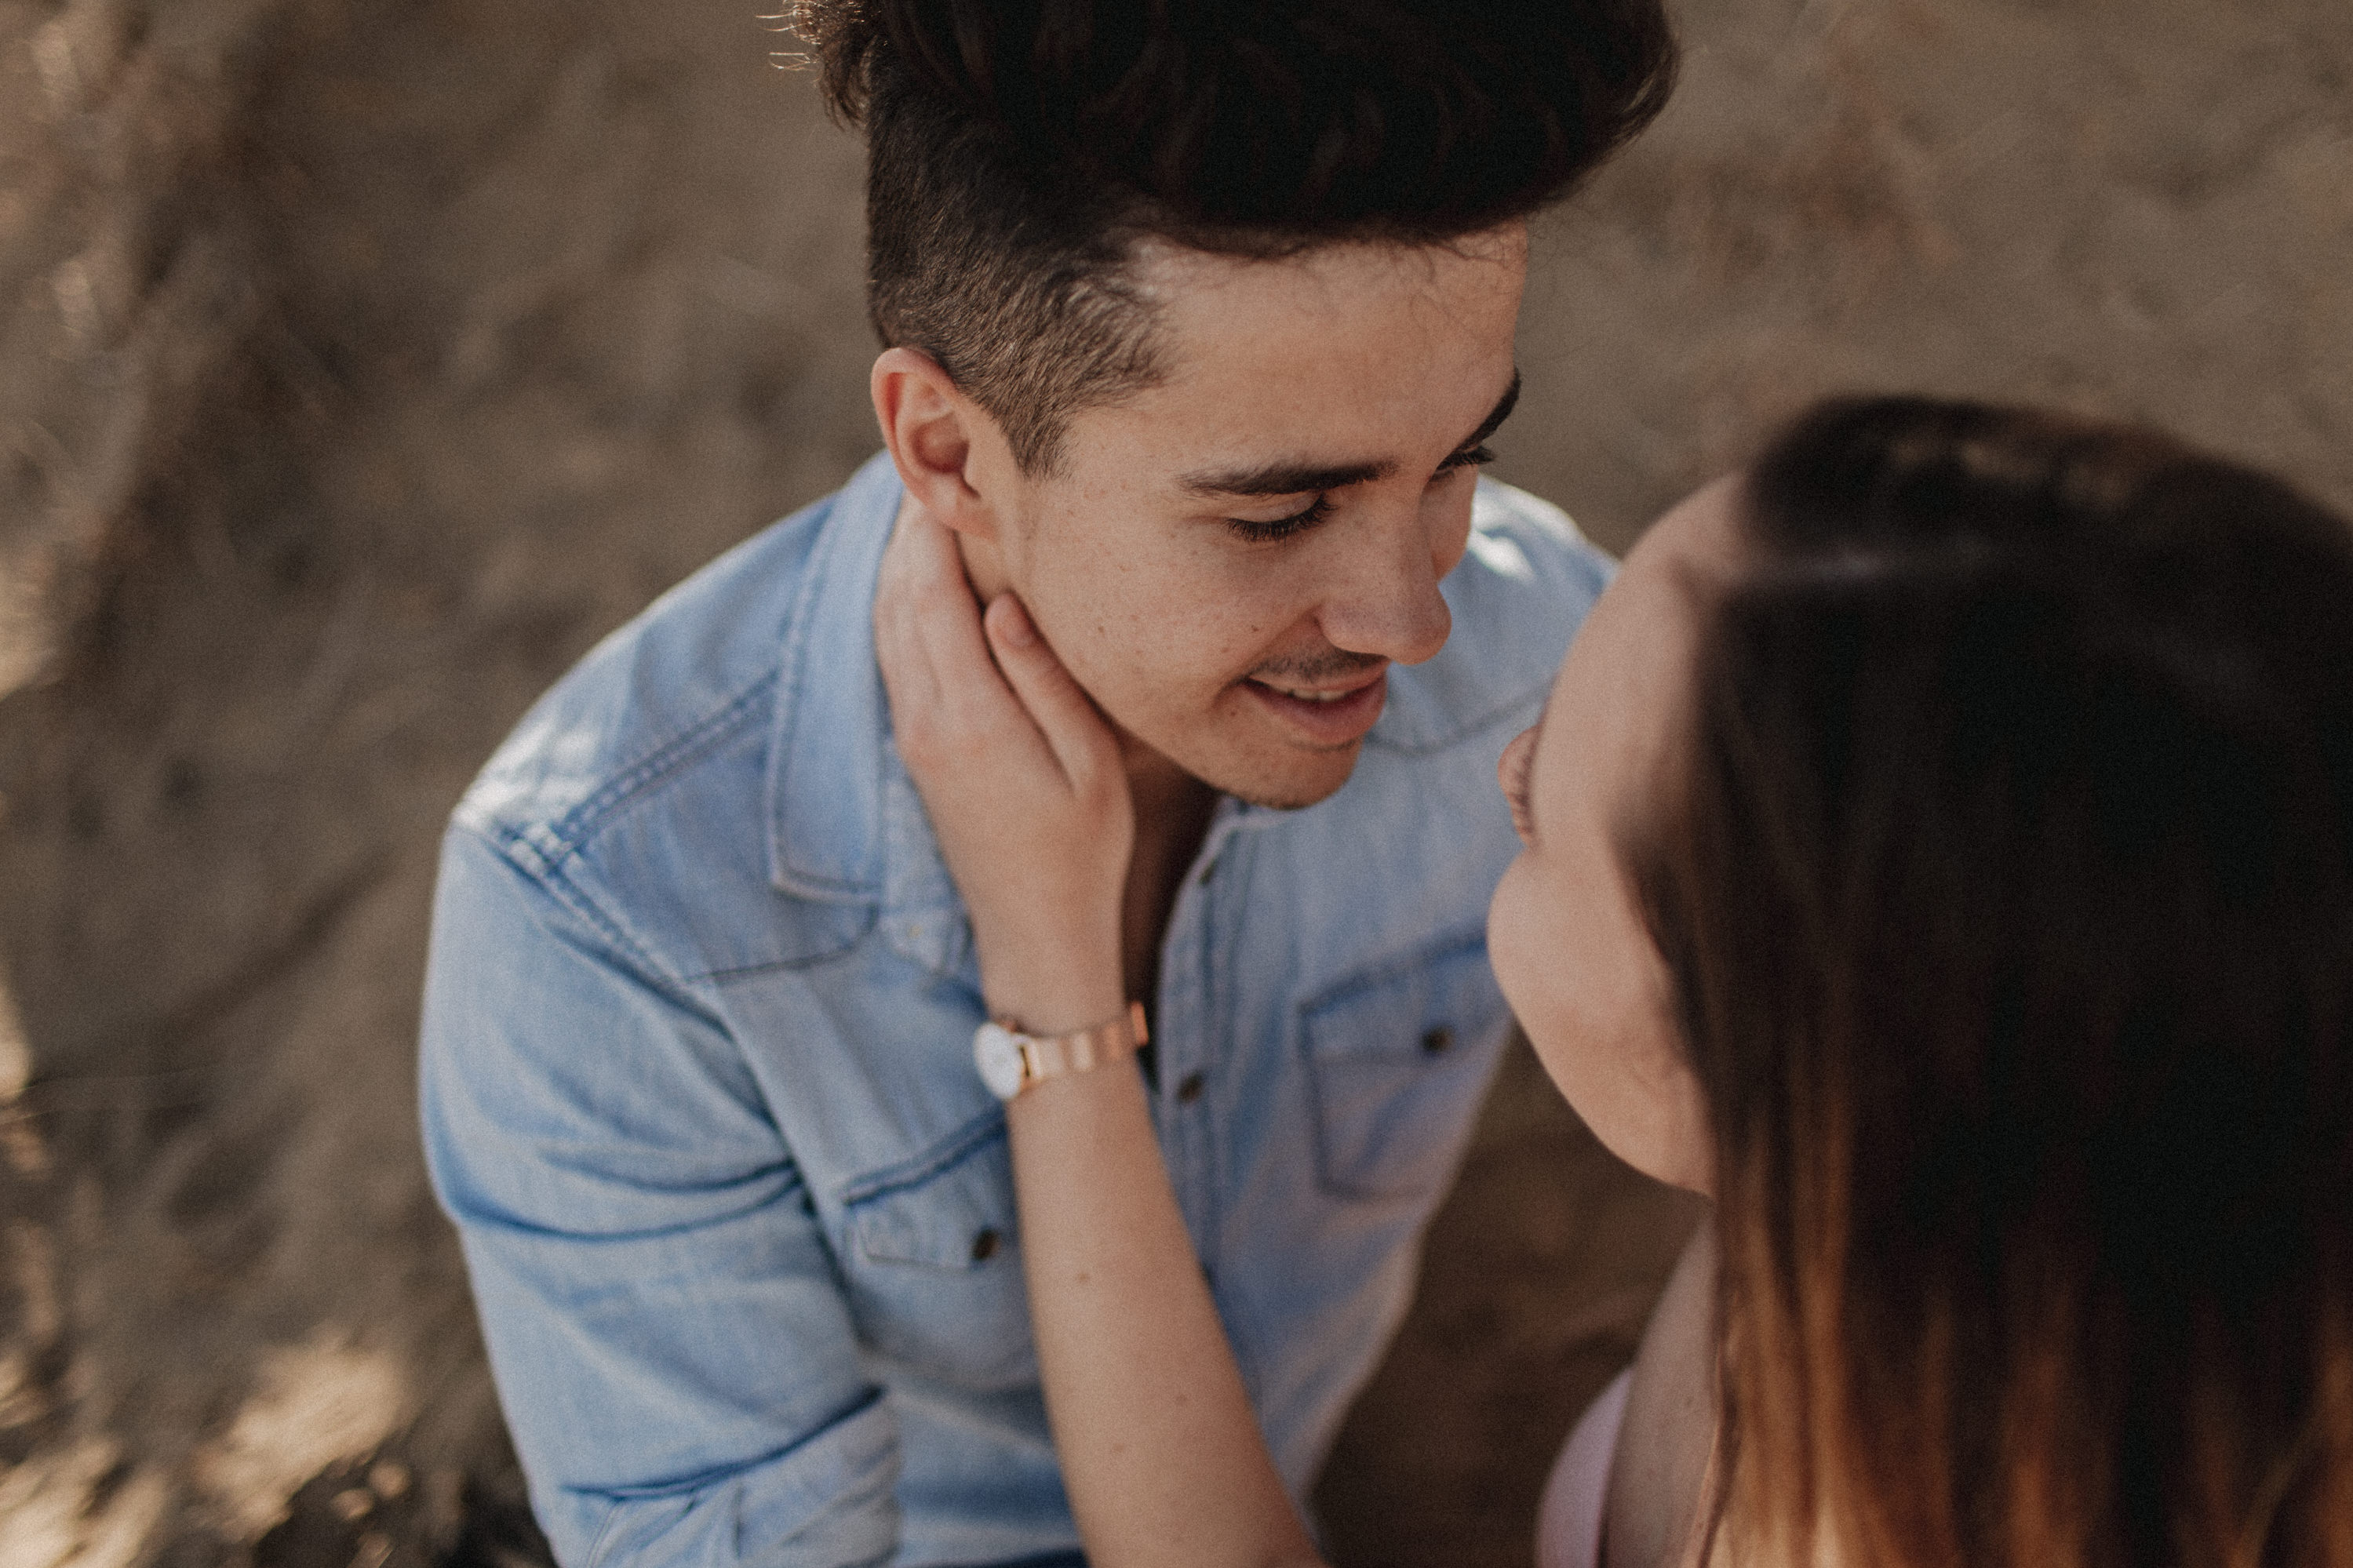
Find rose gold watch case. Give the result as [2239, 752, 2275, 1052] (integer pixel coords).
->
[971, 1001, 1150, 1102]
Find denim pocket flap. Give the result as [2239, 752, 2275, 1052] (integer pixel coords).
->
[1301, 927, 1507, 1201]
[843, 1118, 1018, 1271]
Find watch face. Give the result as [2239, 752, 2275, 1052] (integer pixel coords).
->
[974, 1022, 1028, 1101]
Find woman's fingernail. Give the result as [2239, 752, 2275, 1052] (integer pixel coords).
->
[990, 596, 1038, 649]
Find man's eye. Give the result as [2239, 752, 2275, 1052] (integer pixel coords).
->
[1226, 494, 1332, 544]
[1436, 444, 1498, 477]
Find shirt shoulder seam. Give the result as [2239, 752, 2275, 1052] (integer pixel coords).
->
[478, 666, 781, 873]
[448, 817, 716, 1020]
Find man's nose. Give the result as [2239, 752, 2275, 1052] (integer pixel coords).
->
[1318, 510, 1455, 666]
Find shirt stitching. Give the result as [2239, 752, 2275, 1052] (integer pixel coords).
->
[531, 671, 782, 864]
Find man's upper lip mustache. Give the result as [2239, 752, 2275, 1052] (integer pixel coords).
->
[1248, 664, 1386, 696]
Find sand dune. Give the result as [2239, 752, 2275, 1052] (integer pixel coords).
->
[1, 1, 2346, 1563]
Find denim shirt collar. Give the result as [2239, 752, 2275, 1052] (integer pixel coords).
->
[760, 452, 1549, 978]
[763, 457, 956, 955]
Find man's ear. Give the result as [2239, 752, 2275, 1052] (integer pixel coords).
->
[872, 347, 1001, 543]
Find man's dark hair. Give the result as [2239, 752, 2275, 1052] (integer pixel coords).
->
[790, 0, 1677, 472]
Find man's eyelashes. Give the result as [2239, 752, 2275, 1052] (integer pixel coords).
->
[1225, 494, 1334, 543]
[1222, 448, 1494, 544]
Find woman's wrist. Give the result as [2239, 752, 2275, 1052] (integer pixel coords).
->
[976, 940, 1126, 1035]
[986, 989, 1131, 1038]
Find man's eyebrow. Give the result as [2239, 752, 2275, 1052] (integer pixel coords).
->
[1179, 458, 1394, 500]
[1459, 370, 1522, 453]
[1176, 369, 1524, 500]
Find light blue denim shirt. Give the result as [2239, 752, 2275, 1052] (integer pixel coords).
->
[421, 452, 1612, 1568]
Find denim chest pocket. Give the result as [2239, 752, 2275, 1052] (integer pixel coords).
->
[1300, 928, 1511, 1202]
[838, 1116, 1036, 1391]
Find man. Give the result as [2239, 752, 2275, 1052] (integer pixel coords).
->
[419, 2, 1677, 1564]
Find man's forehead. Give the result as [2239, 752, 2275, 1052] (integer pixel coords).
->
[1042, 227, 1524, 489]
[1131, 249, 1516, 421]
[1138, 235, 1522, 363]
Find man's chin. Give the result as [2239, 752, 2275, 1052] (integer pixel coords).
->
[1187, 741, 1366, 813]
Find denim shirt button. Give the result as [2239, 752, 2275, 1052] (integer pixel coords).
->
[1175, 1071, 1207, 1104]
[1419, 1025, 1455, 1057]
[970, 1227, 1001, 1263]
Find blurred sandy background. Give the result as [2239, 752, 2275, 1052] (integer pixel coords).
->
[0, 1, 2346, 1564]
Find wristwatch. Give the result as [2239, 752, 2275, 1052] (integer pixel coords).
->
[974, 1002, 1149, 1102]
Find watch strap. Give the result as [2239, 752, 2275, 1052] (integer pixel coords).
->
[1007, 1001, 1149, 1090]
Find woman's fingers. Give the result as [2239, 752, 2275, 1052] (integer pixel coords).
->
[883, 500, 989, 695]
[872, 504, 1133, 1022]
[875, 498, 978, 715]
[985, 594, 1122, 792]
[879, 504, 1048, 777]
[899, 505, 993, 682]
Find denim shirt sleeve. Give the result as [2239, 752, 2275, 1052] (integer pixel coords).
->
[420, 825, 901, 1568]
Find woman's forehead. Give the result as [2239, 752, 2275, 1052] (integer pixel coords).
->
[1536, 476, 1746, 808]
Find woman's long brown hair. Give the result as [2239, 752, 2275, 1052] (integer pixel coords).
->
[1632, 398, 2353, 1568]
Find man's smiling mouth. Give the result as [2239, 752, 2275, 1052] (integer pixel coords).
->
[1254, 682, 1362, 704]
[1239, 664, 1390, 744]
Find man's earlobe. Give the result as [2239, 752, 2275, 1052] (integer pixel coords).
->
[872, 347, 998, 542]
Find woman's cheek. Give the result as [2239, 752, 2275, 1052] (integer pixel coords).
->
[1489, 853, 1615, 1131]
[1488, 857, 1549, 1042]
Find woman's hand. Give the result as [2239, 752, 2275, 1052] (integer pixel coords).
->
[872, 497, 1132, 1031]
[878, 496, 1324, 1568]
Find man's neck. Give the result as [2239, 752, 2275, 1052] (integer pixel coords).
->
[949, 517, 1216, 1003]
[1119, 737, 1218, 1010]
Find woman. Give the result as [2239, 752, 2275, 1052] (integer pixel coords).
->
[876, 395, 2353, 1568]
